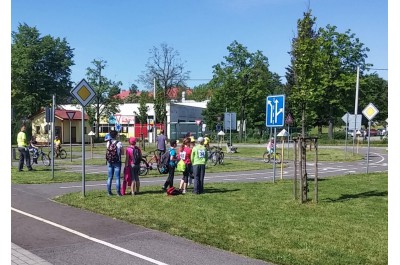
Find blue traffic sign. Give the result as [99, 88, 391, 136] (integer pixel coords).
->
[266, 95, 285, 127]
[115, 122, 121, 132]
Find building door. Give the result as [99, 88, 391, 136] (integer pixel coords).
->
[71, 127, 76, 143]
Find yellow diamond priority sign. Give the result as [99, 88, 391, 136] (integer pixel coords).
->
[362, 103, 379, 121]
[71, 79, 96, 107]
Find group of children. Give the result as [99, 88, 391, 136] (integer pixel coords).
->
[161, 136, 208, 194]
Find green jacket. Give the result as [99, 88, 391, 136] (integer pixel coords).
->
[17, 131, 27, 147]
[191, 144, 207, 165]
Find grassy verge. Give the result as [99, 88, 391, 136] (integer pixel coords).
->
[54, 172, 387, 265]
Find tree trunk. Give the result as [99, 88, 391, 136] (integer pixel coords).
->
[328, 120, 333, 139]
[302, 108, 305, 137]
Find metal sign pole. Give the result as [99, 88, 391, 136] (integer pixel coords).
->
[51, 95, 55, 180]
[70, 119, 72, 162]
[366, 120, 371, 174]
[82, 105, 86, 197]
[272, 127, 277, 183]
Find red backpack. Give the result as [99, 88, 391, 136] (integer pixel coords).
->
[166, 186, 181, 196]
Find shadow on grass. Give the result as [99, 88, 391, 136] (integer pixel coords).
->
[324, 190, 388, 202]
[203, 187, 241, 194]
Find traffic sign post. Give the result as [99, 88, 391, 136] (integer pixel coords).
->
[341, 112, 350, 155]
[266, 95, 285, 183]
[224, 112, 237, 149]
[70, 79, 96, 197]
[66, 111, 76, 162]
[362, 103, 379, 174]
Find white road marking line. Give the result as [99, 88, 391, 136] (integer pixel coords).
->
[11, 207, 169, 265]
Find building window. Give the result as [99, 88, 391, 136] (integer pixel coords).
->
[36, 126, 40, 134]
[44, 125, 49, 134]
[122, 126, 128, 133]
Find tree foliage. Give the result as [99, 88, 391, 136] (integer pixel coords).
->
[187, 84, 212, 101]
[204, 41, 282, 140]
[11, 23, 74, 120]
[287, 10, 374, 137]
[134, 93, 149, 124]
[85, 59, 122, 138]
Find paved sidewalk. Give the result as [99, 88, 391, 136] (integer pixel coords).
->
[12, 243, 52, 265]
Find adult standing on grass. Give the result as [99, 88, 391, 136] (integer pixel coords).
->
[156, 129, 167, 159]
[17, 124, 33, 172]
[178, 137, 192, 194]
[123, 137, 142, 196]
[191, 137, 207, 194]
[106, 130, 123, 196]
[162, 139, 178, 191]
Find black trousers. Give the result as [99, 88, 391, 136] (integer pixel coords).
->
[163, 164, 176, 189]
[18, 147, 32, 171]
[193, 164, 206, 194]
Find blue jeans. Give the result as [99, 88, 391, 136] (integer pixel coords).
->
[107, 162, 121, 195]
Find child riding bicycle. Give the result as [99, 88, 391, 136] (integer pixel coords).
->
[266, 137, 275, 154]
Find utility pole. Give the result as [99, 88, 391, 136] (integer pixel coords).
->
[153, 78, 156, 146]
[352, 66, 360, 155]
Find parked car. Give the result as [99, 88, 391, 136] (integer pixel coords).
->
[366, 129, 378, 136]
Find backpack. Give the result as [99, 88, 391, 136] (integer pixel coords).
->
[166, 186, 181, 196]
[132, 146, 141, 165]
[158, 150, 171, 174]
[160, 150, 170, 166]
[127, 146, 141, 166]
[106, 140, 120, 163]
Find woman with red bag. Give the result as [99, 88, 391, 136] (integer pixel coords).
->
[121, 137, 142, 196]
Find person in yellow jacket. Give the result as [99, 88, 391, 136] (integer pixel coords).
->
[17, 124, 33, 171]
[54, 135, 61, 156]
[190, 137, 207, 194]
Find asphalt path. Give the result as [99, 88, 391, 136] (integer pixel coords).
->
[11, 146, 388, 265]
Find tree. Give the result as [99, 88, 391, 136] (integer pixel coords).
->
[207, 41, 282, 141]
[153, 85, 167, 132]
[85, 59, 122, 138]
[187, 84, 212, 101]
[134, 93, 150, 140]
[315, 25, 371, 137]
[11, 23, 74, 120]
[358, 74, 388, 125]
[138, 43, 190, 137]
[288, 10, 323, 137]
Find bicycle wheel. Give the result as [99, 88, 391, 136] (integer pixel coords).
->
[139, 159, 149, 176]
[263, 151, 270, 163]
[41, 154, 51, 166]
[219, 151, 224, 164]
[212, 153, 218, 166]
[59, 149, 67, 159]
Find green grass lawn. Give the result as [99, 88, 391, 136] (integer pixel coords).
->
[54, 172, 388, 265]
[11, 146, 363, 184]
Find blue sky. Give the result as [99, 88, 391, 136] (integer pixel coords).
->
[11, 0, 388, 90]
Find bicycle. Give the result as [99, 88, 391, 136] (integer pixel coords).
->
[29, 147, 51, 166]
[48, 147, 67, 159]
[263, 150, 281, 164]
[139, 150, 163, 175]
[207, 146, 224, 166]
